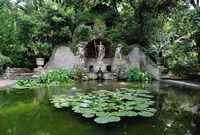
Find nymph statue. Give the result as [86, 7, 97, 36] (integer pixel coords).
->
[76, 42, 87, 66]
[96, 41, 105, 62]
[114, 44, 123, 61]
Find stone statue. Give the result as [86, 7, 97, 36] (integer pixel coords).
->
[76, 42, 87, 66]
[115, 44, 123, 60]
[97, 41, 105, 62]
[112, 44, 126, 72]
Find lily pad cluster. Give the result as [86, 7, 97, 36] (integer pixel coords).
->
[49, 89, 157, 124]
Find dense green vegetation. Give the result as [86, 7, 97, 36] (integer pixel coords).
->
[12, 68, 89, 89]
[124, 68, 153, 82]
[0, 54, 11, 75]
[0, 0, 200, 78]
[50, 88, 157, 124]
[114, 68, 153, 81]
[12, 69, 74, 89]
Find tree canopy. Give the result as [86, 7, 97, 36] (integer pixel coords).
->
[0, 0, 199, 77]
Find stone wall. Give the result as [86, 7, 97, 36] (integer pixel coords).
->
[127, 47, 160, 80]
[45, 45, 76, 70]
[44, 45, 160, 80]
[85, 58, 113, 71]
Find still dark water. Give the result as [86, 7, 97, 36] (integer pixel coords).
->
[0, 81, 199, 135]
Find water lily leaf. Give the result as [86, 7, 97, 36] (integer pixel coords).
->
[137, 94, 154, 98]
[146, 108, 157, 113]
[124, 106, 134, 111]
[82, 113, 95, 118]
[135, 90, 151, 94]
[94, 116, 121, 124]
[144, 101, 155, 105]
[60, 102, 70, 107]
[95, 112, 112, 117]
[112, 111, 137, 117]
[125, 101, 136, 106]
[80, 103, 89, 108]
[84, 109, 96, 114]
[93, 107, 104, 112]
[134, 105, 148, 111]
[50, 88, 156, 124]
[73, 107, 85, 114]
[138, 111, 154, 117]
[54, 103, 62, 108]
[124, 111, 138, 117]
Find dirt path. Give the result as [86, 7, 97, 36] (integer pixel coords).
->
[0, 80, 17, 89]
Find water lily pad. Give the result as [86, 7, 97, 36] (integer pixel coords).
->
[80, 103, 89, 108]
[146, 108, 157, 113]
[124, 106, 134, 111]
[112, 111, 137, 117]
[95, 112, 112, 117]
[50, 88, 156, 124]
[137, 94, 154, 98]
[82, 113, 95, 118]
[124, 111, 138, 117]
[134, 105, 149, 111]
[60, 102, 70, 107]
[54, 103, 62, 108]
[135, 89, 151, 94]
[94, 116, 121, 124]
[138, 111, 154, 117]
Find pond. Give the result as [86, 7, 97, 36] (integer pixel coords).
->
[0, 81, 199, 135]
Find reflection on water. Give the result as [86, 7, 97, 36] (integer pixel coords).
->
[0, 81, 199, 135]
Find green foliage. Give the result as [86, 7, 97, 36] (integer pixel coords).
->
[11, 80, 38, 89]
[124, 68, 153, 82]
[68, 42, 78, 54]
[167, 59, 200, 77]
[0, 54, 11, 75]
[50, 88, 156, 124]
[71, 66, 88, 80]
[38, 69, 73, 84]
[0, 0, 200, 78]
[103, 28, 122, 43]
[165, 8, 200, 76]
[32, 41, 52, 57]
[0, 3, 19, 51]
[148, 29, 171, 58]
[12, 69, 73, 89]
[73, 25, 92, 42]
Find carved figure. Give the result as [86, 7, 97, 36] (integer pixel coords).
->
[76, 42, 87, 66]
[115, 44, 123, 60]
[97, 41, 105, 62]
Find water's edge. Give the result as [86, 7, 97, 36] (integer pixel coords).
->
[162, 79, 200, 90]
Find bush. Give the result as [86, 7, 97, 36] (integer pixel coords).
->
[0, 54, 11, 75]
[71, 66, 88, 80]
[38, 69, 73, 84]
[12, 69, 73, 89]
[124, 68, 153, 82]
[32, 42, 52, 58]
[167, 60, 200, 78]
[73, 25, 92, 42]
[12, 80, 38, 89]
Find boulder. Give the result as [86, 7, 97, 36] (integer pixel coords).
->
[45, 45, 76, 70]
[127, 47, 160, 80]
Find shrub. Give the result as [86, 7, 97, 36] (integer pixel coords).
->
[12, 69, 73, 89]
[38, 69, 73, 84]
[32, 42, 52, 58]
[71, 66, 88, 80]
[167, 60, 200, 78]
[0, 54, 11, 75]
[12, 80, 38, 89]
[124, 68, 153, 82]
[72, 25, 92, 43]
